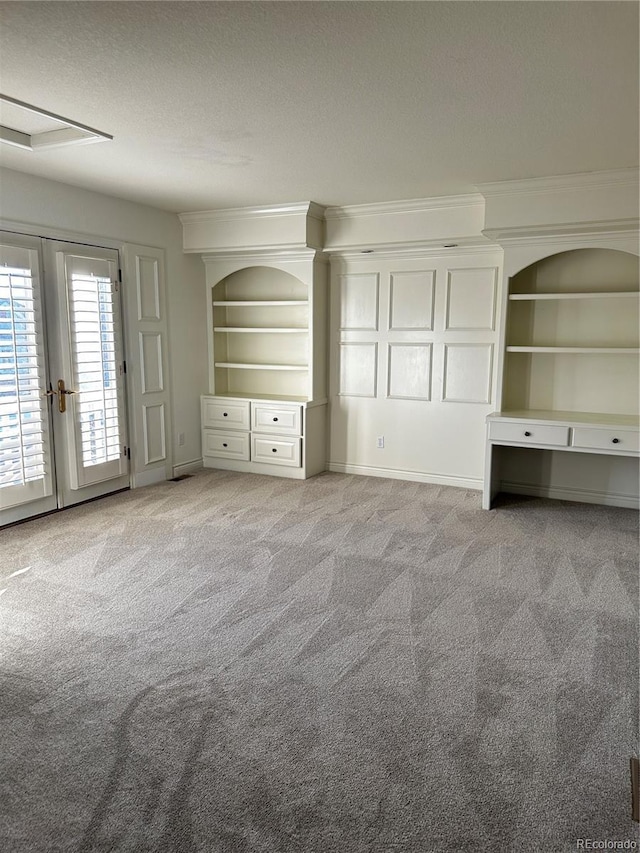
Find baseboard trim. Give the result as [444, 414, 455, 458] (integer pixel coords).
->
[500, 480, 640, 510]
[132, 468, 170, 488]
[327, 462, 482, 491]
[172, 459, 203, 478]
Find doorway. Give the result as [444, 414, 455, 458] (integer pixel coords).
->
[0, 232, 130, 525]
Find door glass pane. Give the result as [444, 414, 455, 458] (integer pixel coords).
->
[68, 272, 121, 468]
[0, 243, 52, 507]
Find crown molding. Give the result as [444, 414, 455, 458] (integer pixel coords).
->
[326, 238, 500, 260]
[324, 193, 484, 220]
[179, 201, 325, 225]
[477, 168, 639, 198]
[200, 247, 326, 264]
[483, 218, 639, 244]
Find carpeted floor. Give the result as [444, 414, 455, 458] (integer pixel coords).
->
[1, 469, 638, 852]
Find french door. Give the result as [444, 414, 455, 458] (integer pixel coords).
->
[0, 233, 129, 526]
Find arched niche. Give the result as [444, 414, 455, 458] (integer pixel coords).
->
[510, 247, 639, 293]
[501, 247, 639, 416]
[211, 265, 308, 301]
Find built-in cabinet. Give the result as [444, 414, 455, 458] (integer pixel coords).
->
[200, 246, 327, 479]
[484, 243, 640, 509]
[180, 174, 639, 504]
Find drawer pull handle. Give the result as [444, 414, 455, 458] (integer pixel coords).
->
[223, 412, 228, 417]
[524, 431, 532, 437]
[222, 443, 228, 448]
[273, 417, 279, 422]
[612, 438, 620, 444]
[272, 448, 277, 453]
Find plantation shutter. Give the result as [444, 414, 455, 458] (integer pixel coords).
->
[60, 251, 128, 489]
[0, 240, 54, 509]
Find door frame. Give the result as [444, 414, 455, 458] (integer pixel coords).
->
[0, 219, 174, 525]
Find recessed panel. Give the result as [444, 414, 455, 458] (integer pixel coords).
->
[387, 344, 432, 400]
[139, 332, 164, 394]
[442, 344, 493, 403]
[339, 273, 379, 330]
[142, 403, 166, 464]
[339, 343, 377, 397]
[389, 271, 435, 330]
[445, 267, 497, 330]
[136, 255, 161, 321]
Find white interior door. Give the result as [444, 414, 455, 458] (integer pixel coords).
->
[45, 241, 129, 509]
[0, 235, 130, 525]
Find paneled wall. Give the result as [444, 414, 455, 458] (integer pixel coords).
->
[329, 249, 503, 486]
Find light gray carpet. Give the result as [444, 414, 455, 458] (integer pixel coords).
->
[1, 469, 638, 852]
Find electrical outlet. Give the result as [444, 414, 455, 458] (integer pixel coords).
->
[376, 436, 384, 449]
[178, 432, 185, 447]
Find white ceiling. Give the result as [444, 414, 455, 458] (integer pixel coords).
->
[0, 1, 638, 214]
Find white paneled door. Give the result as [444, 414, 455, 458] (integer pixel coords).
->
[0, 234, 129, 525]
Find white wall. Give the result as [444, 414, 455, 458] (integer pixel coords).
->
[0, 167, 207, 471]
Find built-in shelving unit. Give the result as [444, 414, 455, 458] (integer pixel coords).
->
[198, 216, 328, 479]
[484, 245, 640, 509]
[501, 248, 639, 416]
[209, 266, 315, 401]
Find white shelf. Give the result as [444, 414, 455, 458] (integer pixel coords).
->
[213, 327, 307, 334]
[215, 362, 309, 371]
[213, 300, 308, 307]
[506, 346, 639, 354]
[509, 291, 639, 301]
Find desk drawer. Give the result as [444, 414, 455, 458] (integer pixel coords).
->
[203, 430, 250, 460]
[571, 427, 639, 454]
[202, 398, 250, 431]
[489, 421, 569, 447]
[252, 403, 302, 436]
[251, 434, 301, 467]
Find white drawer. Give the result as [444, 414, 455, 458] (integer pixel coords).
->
[489, 421, 569, 447]
[202, 397, 250, 431]
[251, 403, 302, 436]
[571, 427, 639, 454]
[202, 429, 250, 460]
[251, 434, 301, 467]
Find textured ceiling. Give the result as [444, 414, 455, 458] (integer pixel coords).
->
[0, 1, 638, 213]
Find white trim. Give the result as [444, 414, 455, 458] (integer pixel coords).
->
[477, 168, 639, 198]
[179, 201, 324, 224]
[172, 459, 203, 478]
[499, 480, 639, 510]
[325, 193, 485, 220]
[326, 237, 495, 256]
[132, 468, 168, 488]
[0, 218, 165, 253]
[327, 462, 481, 491]
[483, 219, 639, 244]
[200, 247, 324, 263]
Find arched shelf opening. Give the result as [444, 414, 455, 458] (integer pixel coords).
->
[501, 247, 639, 416]
[209, 265, 313, 401]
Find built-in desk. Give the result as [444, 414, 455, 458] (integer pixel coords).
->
[483, 410, 640, 509]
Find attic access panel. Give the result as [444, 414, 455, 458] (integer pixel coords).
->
[0, 94, 112, 151]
